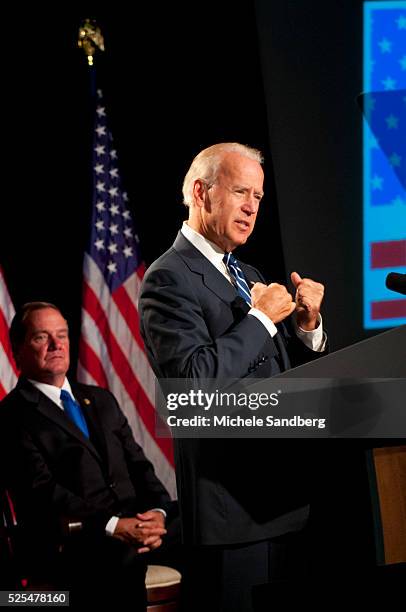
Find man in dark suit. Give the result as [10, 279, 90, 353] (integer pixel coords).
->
[139, 143, 327, 610]
[0, 302, 176, 609]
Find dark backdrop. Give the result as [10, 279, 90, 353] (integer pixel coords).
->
[1, 0, 392, 580]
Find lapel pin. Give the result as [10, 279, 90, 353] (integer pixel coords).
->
[83, 398, 91, 405]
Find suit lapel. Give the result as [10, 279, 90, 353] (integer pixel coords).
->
[18, 379, 104, 465]
[173, 232, 240, 303]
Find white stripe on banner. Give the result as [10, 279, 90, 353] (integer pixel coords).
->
[122, 268, 143, 306]
[80, 308, 176, 498]
[0, 271, 16, 325]
[0, 342, 17, 394]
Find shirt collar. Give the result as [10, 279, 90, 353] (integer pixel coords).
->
[28, 377, 73, 409]
[181, 221, 230, 278]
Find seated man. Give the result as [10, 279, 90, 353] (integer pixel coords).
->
[0, 302, 177, 609]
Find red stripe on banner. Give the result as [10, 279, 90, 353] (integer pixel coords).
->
[113, 285, 145, 350]
[79, 337, 109, 389]
[83, 283, 174, 465]
[371, 240, 406, 269]
[0, 380, 7, 401]
[371, 299, 406, 320]
[137, 263, 146, 278]
[0, 309, 18, 376]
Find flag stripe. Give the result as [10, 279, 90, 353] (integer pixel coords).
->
[83, 257, 155, 404]
[112, 285, 144, 349]
[78, 336, 109, 388]
[0, 266, 18, 398]
[82, 281, 174, 464]
[371, 298, 406, 320]
[0, 309, 18, 377]
[371, 240, 406, 269]
[0, 379, 7, 401]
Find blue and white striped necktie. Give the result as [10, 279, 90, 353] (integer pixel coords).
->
[223, 252, 252, 306]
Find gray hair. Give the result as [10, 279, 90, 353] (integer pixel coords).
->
[182, 142, 264, 207]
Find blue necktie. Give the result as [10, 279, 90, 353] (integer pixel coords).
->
[223, 252, 252, 306]
[60, 390, 89, 438]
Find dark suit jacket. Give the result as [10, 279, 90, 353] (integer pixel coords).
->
[139, 233, 327, 546]
[0, 378, 172, 564]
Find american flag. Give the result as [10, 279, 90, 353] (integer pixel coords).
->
[78, 88, 176, 497]
[363, 2, 406, 328]
[0, 267, 18, 400]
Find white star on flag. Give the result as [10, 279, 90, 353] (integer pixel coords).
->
[94, 239, 104, 251]
[109, 223, 119, 235]
[108, 242, 118, 254]
[109, 168, 119, 178]
[94, 144, 106, 156]
[109, 204, 120, 216]
[96, 201, 106, 212]
[123, 246, 133, 258]
[109, 187, 119, 197]
[96, 181, 105, 192]
[124, 227, 132, 238]
[122, 210, 130, 220]
[94, 164, 104, 175]
[95, 125, 107, 137]
[110, 150, 117, 159]
[96, 105, 106, 117]
[95, 220, 105, 231]
[107, 261, 117, 274]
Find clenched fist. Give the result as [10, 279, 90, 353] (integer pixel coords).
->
[290, 272, 324, 330]
[251, 282, 296, 323]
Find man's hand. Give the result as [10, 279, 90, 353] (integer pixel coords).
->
[113, 511, 166, 553]
[290, 272, 324, 331]
[251, 282, 296, 323]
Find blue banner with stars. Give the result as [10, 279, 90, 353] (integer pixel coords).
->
[363, 1, 406, 329]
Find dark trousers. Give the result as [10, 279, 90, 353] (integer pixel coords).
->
[182, 530, 309, 612]
[58, 535, 148, 610]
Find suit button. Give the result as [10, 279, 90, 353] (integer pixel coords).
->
[109, 482, 116, 489]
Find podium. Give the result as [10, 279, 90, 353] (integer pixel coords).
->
[278, 325, 406, 378]
[278, 325, 406, 568]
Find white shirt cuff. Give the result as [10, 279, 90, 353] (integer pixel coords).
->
[248, 308, 278, 337]
[293, 314, 327, 351]
[106, 515, 119, 536]
[150, 508, 167, 518]
[105, 508, 167, 536]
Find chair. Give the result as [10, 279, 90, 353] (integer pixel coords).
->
[146, 564, 182, 611]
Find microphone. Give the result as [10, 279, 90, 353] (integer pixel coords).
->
[385, 272, 406, 296]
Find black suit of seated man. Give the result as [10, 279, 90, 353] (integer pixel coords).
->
[0, 302, 178, 610]
[139, 143, 328, 611]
